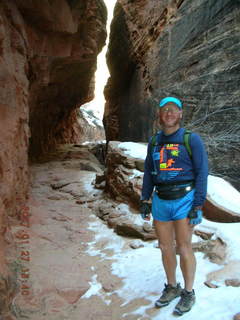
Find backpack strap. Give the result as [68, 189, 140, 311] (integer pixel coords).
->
[150, 132, 161, 175]
[183, 129, 192, 158]
[150, 131, 160, 153]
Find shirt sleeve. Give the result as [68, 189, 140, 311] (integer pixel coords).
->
[141, 141, 155, 200]
[190, 133, 208, 207]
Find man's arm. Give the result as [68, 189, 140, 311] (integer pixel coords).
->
[141, 142, 154, 201]
[190, 133, 208, 207]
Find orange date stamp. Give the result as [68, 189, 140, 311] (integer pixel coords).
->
[16, 201, 31, 296]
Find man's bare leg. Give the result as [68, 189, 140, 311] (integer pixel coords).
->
[154, 220, 177, 285]
[174, 218, 195, 291]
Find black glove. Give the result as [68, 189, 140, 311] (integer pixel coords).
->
[140, 201, 151, 220]
[187, 207, 203, 225]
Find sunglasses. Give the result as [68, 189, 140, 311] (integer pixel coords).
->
[160, 107, 181, 114]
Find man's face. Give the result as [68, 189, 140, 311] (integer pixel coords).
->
[159, 102, 182, 128]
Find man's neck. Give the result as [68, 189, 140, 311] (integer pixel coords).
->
[162, 125, 180, 136]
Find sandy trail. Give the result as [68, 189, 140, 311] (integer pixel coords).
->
[11, 144, 152, 320]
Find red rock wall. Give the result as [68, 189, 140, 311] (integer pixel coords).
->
[0, 1, 30, 218]
[21, 0, 107, 157]
[0, 1, 106, 316]
[0, 0, 106, 215]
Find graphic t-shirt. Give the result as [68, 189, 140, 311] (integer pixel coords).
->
[141, 128, 208, 207]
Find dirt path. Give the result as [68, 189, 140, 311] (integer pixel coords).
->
[11, 144, 153, 320]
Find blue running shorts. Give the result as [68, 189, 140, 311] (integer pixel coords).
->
[152, 189, 195, 221]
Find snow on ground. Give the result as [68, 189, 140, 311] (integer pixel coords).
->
[111, 217, 240, 320]
[196, 218, 240, 262]
[85, 214, 240, 319]
[81, 272, 112, 306]
[86, 217, 125, 258]
[111, 248, 238, 320]
[82, 141, 240, 319]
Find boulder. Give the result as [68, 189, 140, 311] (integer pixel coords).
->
[104, 141, 145, 208]
[203, 197, 240, 223]
[192, 238, 227, 265]
[96, 200, 157, 241]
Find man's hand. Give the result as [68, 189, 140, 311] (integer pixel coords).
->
[188, 207, 203, 225]
[140, 201, 151, 221]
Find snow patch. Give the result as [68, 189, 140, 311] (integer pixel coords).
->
[118, 142, 147, 160]
[129, 169, 144, 179]
[208, 175, 240, 213]
[86, 219, 125, 258]
[80, 104, 103, 127]
[81, 274, 102, 298]
[81, 274, 111, 305]
[85, 211, 240, 319]
[196, 218, 240, 261]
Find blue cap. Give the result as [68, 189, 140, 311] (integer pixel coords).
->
[159, 97, 182, 109]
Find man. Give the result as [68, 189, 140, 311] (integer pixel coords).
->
[140, 96, 208, 316]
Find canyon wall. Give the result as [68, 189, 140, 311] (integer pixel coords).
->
[105, 0, 240, 189]
[0, 0, 106, 216]
[0, 1, 106, 316]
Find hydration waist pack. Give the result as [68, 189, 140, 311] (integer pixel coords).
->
[155, 181, 194, 200]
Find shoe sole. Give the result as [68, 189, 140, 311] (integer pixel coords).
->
[155, 301, 169, 308]
[173, 309, 184, 316]
[155, 294, 181, 308]
[173, 307, 192, 316]
[173, 296, 195, 316]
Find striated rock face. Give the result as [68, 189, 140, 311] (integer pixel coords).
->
[105, 0, 240, 189]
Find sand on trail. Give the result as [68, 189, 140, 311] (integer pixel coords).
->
[12, 144, 151, 320]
